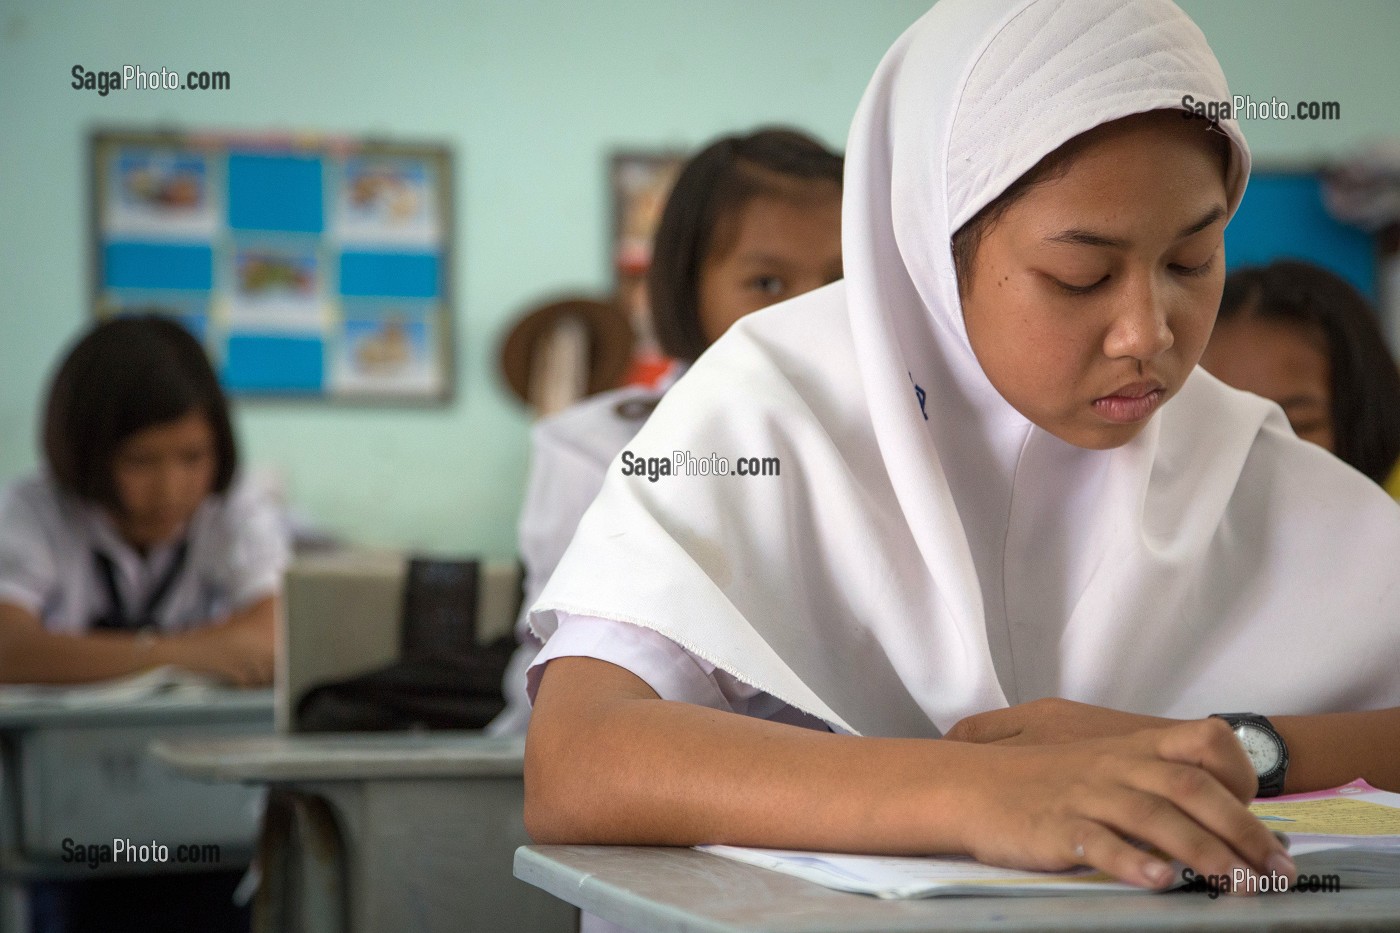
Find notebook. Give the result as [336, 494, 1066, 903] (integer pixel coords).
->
[698, 779, 1400, 898]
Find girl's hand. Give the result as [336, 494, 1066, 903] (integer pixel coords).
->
[150, 596, 276, 686]
[945, 697, 1178, 746]
[957, 719, 1291, 892]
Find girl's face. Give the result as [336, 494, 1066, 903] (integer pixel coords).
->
[1200, 316, 1334, 451]
[110, 409, 217, 549]
[961, 112, 1230, 450]
[697, 184, 843, 346]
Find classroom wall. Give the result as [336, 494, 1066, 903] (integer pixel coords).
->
[3, 0, 1398, 557]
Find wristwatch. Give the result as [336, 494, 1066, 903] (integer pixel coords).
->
[1211, 712, 1288, 797]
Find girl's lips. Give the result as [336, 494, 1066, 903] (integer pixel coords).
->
[1093, 387, 1165, 424]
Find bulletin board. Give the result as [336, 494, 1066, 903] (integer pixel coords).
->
[90, 129, 455, 402]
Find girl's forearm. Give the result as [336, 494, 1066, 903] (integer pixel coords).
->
[526, 658, 972, 853]
[1275, 708, 1400, 793]
[526, 657, 1290, 890]
[0, 604, 151, 683]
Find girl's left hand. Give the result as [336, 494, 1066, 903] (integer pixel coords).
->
[945, 697, 1179, 746]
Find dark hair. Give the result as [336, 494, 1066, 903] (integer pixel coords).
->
[43, 314, 238, 508]
[1218, 261, 1400, 484]
[648, 127, 844, 362]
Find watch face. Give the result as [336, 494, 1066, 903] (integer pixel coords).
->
[1234, 723, 1284, 774]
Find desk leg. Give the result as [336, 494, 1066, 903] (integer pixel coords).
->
[268, 778, 575, 933]
[0, 878, 25, 933]
[255, 790, 346, 933]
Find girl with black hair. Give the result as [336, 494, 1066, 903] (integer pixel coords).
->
[0, 314, 289, 686]
[1201, 259, 1400, 496]
[489, 127, 843, 734]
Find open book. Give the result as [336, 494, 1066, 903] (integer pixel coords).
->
[698, 779, 1400, 898]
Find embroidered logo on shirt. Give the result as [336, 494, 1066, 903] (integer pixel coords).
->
[908, 372, 929, 421]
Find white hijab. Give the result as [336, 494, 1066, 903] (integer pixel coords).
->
[532, 0, 1400, 737]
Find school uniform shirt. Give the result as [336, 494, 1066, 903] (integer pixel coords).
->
[0, 472, 289, 635]
[524, 0, 1400, 739]
[487, 374, 680, 736]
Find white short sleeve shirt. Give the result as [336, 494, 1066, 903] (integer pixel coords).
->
[0, 472, 290, 634]
[527, 612, 832, 732]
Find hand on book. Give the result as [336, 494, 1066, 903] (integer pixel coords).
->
[945, 697, 1177, 746]
[956, 719, 1296, 891]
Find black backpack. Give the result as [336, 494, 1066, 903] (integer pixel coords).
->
[295, 558, 519, 732]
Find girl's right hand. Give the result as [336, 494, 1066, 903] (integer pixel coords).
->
[956, 718, 1295, 892]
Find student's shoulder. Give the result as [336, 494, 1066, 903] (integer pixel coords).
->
[0, 473, 80, 532]
[194, 473, 284, 543]
[533, 382, 666, 467]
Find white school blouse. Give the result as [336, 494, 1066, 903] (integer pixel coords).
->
[506, 368, 829, 733]
[0, 472, 289, 634]
[488, 378, 672, 735]
[494, 366, 827, 735]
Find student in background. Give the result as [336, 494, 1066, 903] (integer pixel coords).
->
[524, 0, 1400, 895]
[0, 314, 288, 687]
[0, 315, 288, 930]
[1201, 260, 1400, 497]
[4, 314, 287, 932]
[488, 128, 843, 734]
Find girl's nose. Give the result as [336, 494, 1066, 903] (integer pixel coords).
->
[1104, 277, 1173, 362]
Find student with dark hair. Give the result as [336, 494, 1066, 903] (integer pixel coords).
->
[0, 314, 289, 687]
[488, 127, 843, 734]
[648, 128, 846, 362]
[1201, 259, 1400, 495]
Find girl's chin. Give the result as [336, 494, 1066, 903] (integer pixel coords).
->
[1038, 415, 1154, 451]
[119, 516, 189, 548]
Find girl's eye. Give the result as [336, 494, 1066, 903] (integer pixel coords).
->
[1052, 275, 1108, 295]
[1170, 255, 1217, 278]
[748, 275, 785, 297]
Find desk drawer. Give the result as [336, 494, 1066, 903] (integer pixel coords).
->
[17, 721, 267, 858]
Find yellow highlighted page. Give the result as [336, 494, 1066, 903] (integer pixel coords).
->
[1250, 798, 1400, 836]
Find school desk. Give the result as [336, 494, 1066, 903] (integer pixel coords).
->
[0, 688, 273, 932]
[153, 732, 577, 933]
[515, 844, 1400, 932]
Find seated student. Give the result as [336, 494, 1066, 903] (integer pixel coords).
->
[523, 0, 1400, 896]
[0, 314, 287, 686]
[1200, 260, 1400, 497]
[2, 315, 288, 933]
[488, 128, 843, 734]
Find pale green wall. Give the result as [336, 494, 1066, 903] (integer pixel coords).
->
[3, 0, 1398, 557]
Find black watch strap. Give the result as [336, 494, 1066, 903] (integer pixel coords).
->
[1211, 712, 1288, 797]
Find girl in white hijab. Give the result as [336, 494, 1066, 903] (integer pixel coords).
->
[524, 0, 1400, 890]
